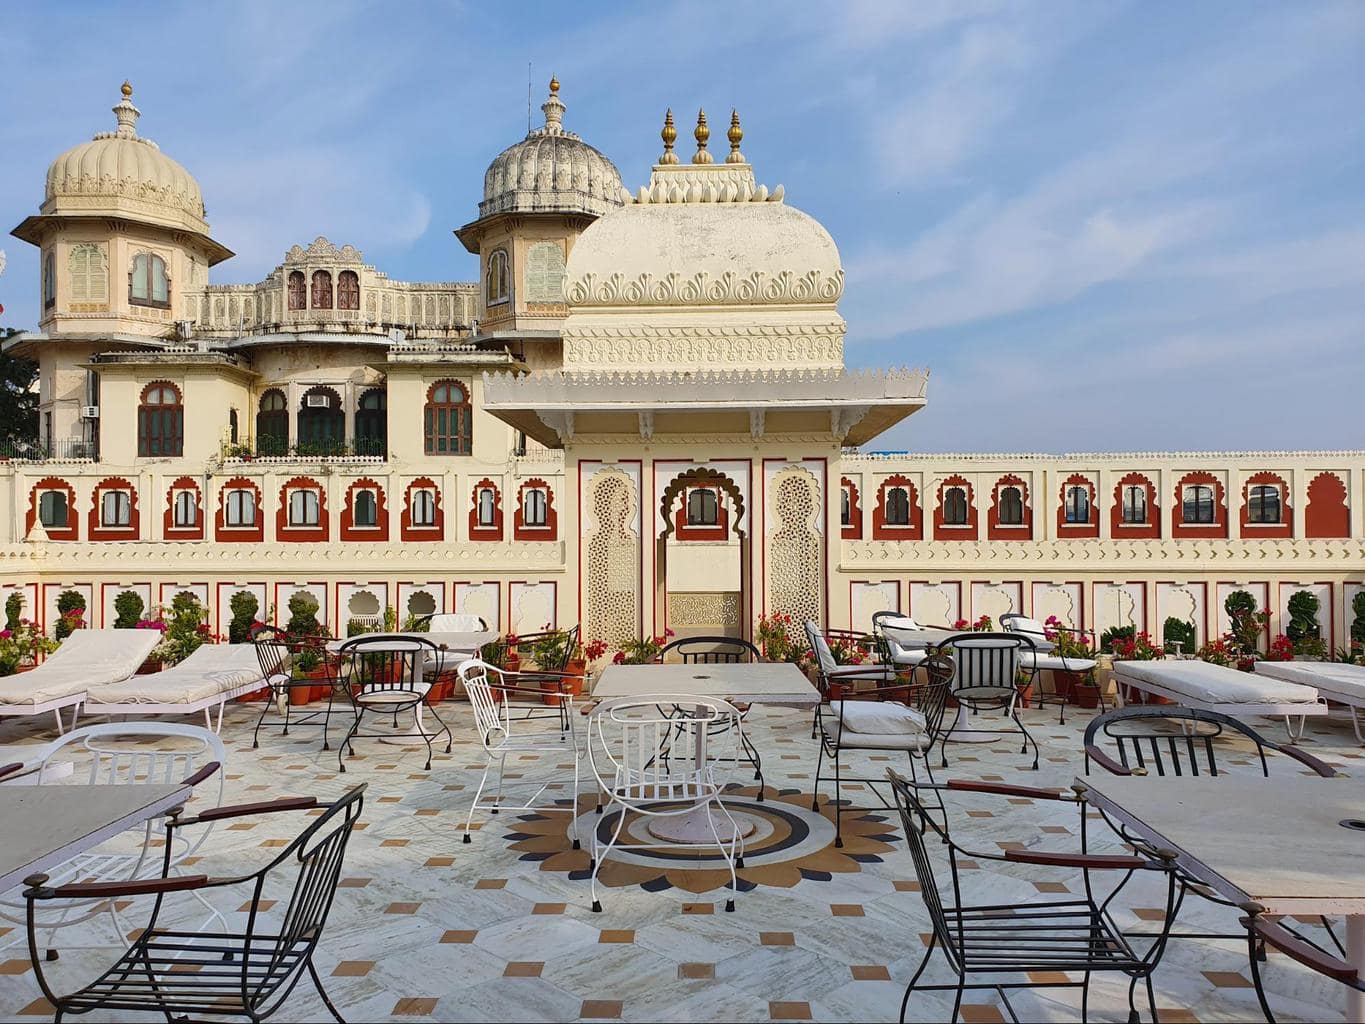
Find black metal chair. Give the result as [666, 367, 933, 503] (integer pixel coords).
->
[1000, 612, 1104, 725]
[335, 634, 451, 771]
[250, 626, 344, 752]
[803, 621, 897, 739]
[23, 784, 367, 1024]
[1240, 904, 1365, 1023]
[507, 625, 582, 735]
[887, 770, 1180, 1024]
[813, 653, 953, 847]
[935, 632, 1039, 770]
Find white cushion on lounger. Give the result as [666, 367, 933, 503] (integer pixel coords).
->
[1020, 652, 1097, 673]
[0, 629, 159, 707]
[1114, 659, 1319, 705]
[87, 644, 267, 705]
[1255, 661, 1365, 703]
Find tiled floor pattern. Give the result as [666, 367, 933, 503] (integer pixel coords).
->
[0, 697, 1360, 1022]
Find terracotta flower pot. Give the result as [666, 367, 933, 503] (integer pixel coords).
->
[504, 654, 521, 673]
[542, 671, 585, 707]
[1052, 670, 1085, 704]
[1016, 683, 1035, 709]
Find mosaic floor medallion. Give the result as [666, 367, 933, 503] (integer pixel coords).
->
[503, 786, 900, 894]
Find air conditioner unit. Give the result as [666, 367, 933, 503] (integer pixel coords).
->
[80, 405, 100, 419]
[305, 394, 331, 408]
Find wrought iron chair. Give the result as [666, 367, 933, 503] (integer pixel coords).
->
[585, 695, 746, 913]
[1000, 612, 1103, 724]
[250, 625, 342, 751]
[1083, 705, 1343, 959]
[506, 624, 582, 735]
[803, 621, 897, 739]
[1240, 904, 1365, 1023]
[0, 723, 226, 956]
[935, 632, 1039, 770]
[457, 658, 580, 847]
[871, 612, 932, 672]
[813, 653, 952, 847]
[23, 785, 366, 1024]
[335, 634, 451, 771]
[656, 636, 765, 795]
[887, 770, 1181, 1024]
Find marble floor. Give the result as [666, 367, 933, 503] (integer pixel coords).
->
[0, 694, 1360, 1023]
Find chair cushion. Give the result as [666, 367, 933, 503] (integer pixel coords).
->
[0, 629, 160, 707]
[835, 699, 926, 735]
[87, 644, 266, 705]
[880, 615, 920, 631]
[887, 641, 928, 666]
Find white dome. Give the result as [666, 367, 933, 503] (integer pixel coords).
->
[42, 83, 208, 234]
[479, 79, 624, 219]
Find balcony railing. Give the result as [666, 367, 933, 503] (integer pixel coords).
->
[222, 438, 387, 462]
[0, 439, 98, 462]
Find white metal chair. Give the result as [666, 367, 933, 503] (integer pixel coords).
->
[457, 659, 580, 849]
[585, 695, 746, 913]
[0, 722, 226, 955]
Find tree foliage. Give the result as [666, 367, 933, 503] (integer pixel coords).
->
[0, 329, 39, 447]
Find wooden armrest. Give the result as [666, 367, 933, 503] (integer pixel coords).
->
[579, 701, 598, 716]
[1273, 743, 1338, 778]
[1243, 917, 1359, 983]
[947, 779, 1066, 800]
[44, 874, 211, 899]
[826, 665, 893, 679]
[1004, 850, 1149, 870]
[0, 762, 25, 781]
[1084, 745, 1135, 776]
[493, 682, 568, 698]
[180, 761, 221, 788]
[187, 796, 318, 824]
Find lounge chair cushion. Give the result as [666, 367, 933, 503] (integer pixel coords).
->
[0, 629, 159, 707]
[1114, 659, 1319, 705]
[427, 613, 486, 633]
[1021, 652, 1097, 673]
[87, 644, 268, 705]
[1255, 661, 1365, 704]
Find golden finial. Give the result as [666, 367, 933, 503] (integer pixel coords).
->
[549, 75, 559, 94]
[659, 108, 679, 165]
[726, 109, 745, 164]
[121, 80, 133, 99]
[692, 108, 713, 164]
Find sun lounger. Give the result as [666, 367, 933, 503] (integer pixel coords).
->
[83, 643, 280, 733]
[0, 629, 160, 733]
[1255, 660, 1365, 744]
[1113, 658, 1327, 740]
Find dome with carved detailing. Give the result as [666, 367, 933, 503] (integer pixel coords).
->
[42, 82, 209, 234]
[479, 79, 625, 219]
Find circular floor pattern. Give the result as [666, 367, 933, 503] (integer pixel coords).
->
[502, 786, 901, 894]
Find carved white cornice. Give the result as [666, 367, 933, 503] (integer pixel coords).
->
[843, 450, 1365, 463]
[565, 269, 844, 308]
[841, 538, 1365, 570]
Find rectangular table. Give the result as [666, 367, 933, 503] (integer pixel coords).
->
[1076, 774, 1365, 1019]
[0, 783, 191, 895]
[591, 661, 819, 708]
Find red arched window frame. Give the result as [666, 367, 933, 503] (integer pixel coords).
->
[933, 475, 977, 540]
[673, 483, 728, 541]
[89, 477, 140, 541]
[26, 477, 78, 541]
[1305, 472, 1349, 539]
[1111, 472, 1159, 539]
[164, 476, 204, 540]
[340, 478, 388, 541]
[277, 476, 328, 543]
[987, 474, 1032, 540]
[514, 478, 558, 541]
[215, 477, 264, 542]
[401, 478, 443, 541]
[1241, 471, 1292, 539]
[468, 479, 503, 540]
[1171, 471, 1228, 538]
[840, 477, 863, 540]
[1055, 473, 1099, 538]
[872, 475, 923, 540]
[425, 380, 472, 455]
[138, 381, 184, 458]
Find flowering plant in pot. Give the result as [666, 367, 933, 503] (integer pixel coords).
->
[1042, 615, 1096, 704]
[756, 613, 804, 663]
[612, 630, 673, 665]
[952, 615, 994, 632]
[0, 620, 56, 675]
[1111, 630, 1167, 703]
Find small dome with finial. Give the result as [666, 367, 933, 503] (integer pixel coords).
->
[659, 109, 679, 165]
[726, 110, 745, 164]
[692, 109, 713, 164]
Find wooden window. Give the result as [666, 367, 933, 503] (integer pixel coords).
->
[256, 389, 288, 455]
[297, 386, 343, 455]
[225, 489, 256, 527]
[1248, 484, 1281, 524]
[69, 243, 108, 302]
[477, 487, 497, 527]
[137, 382, 183, 457]
[129, 253, 169, 308]
[411, 489, 436, 527]
[686, 488, 719, 527]
[337, 270, 360, 310]
[287, 270, 306, 311]
[353, 489, 377, 527]
[998, 486, 1024, 525]
[1183, 484, 1215, 524]
[424, 380, 472, 455]
[1064, 485, 1090, 524]
[310, 270, 333, 309]
[1121, 485, 1147, 524]
[173, 490, 198, 528]
[486, 250, 509, 305]
[885, 486, 911, 526]
[43, 252, 56, 309]
[289, 489, 320, 527]
[942, 486, 968, 526]
[523, 488, 547, 527]
[101, 490, 131, 527]
[355, 388, 386, 457]
[39, 490, 68, 528]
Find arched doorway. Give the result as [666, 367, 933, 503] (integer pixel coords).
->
[656, 468, 750, 642]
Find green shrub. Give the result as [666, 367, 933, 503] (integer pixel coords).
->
[1224, 590, 1264, 655]
[54, 589, 86, 640]
[227, 590, 260, 644]
[286, 592, 325, 674]
[4, 592, 23, 631]
[1162, 617, 1196, 656]
[113, 590, 144, 630]
[1100, 625, 1135, 653]
[1285, 590, 1327, 657]
[1350, 592, 1365, 649]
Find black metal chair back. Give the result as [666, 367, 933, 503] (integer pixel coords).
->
[938, 632, 1031, 701]
[251, 624, 290, 683]
[910, 652, 955, 744]
[1085, 705, 1279, 777]
[339, 634, 439, 699]
[658, 635, 760, 664]
[515, 625, 581, 672]
[888, 770, 965, 967]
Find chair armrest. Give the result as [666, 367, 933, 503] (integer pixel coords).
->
[1243, 917, 1359, 983]
[1084, 745, 1140, 776]
[493, 682, 568, 699]
[946, 779, 1067, 800]
[1272, 742, 1338, 778]
[178, 796, 318, 825]
[32, 874, 211, 900]
[180, 761, 221, 788]
[0, 762, 25, 781]
[826, 665, 893, 679]
[1004, 850, 1151, 870]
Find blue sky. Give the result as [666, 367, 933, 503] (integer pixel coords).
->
[3, 1, 1362, 453]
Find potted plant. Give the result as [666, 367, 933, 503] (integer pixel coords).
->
[1111, 630, 1165, 703]
[227, 591, 260, 644]
[135, 617, 169, 672]
[756, 613, 804, 665]
[112, 590, 145, 630]
[1286, 591, 1327, 660]
[612, 632, 671, 666]
[285, 592, 330, 701]
[5, 592, 26, 632]
[1042, 615, 1097, 705]
[1162, 616, 1197, 658]
[54, 590, 86, 640]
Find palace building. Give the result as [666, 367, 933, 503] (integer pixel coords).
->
[3, 80, 1363, 652]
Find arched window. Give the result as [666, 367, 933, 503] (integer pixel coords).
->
[138, 382, 183, 457]
[412, 488, 437, 527]
[311, 270, 333, 309]
[355, 387, 387, 456]
[228, 408, 239, 445]
[69, 243, 108, 303]
[686, 488, 719, 526]
[353, 489, 377, 527]
[885, 487, 911, 526]
[289, 489, 320, 527]
[477, 486, 497, 527]
[1183, 484, 1215, 524]
[523, 487, 548, 527]
[287, 270, 306, 311]
[998, 486, 1024, 525]
[1122, 484, 1147, 524]
[225, 488, 256, 527]
[173, 489, 198, 528]
[256, 389, 288, 455]
[39, 490, 68, 528]
[1064, 485, 1090, 524]
[129, 252, 170, 308]
[101, 490, 131, 527]
[297, 386, 343, 455]
[43, 252, 56, 309]
[337, 270, 360, 310]
[424, 380, 472, 455]
[1249, 484, 1281, 524]
[486, 250, 509, 305]
[943, 486, 968, 526]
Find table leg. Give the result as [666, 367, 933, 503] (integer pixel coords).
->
[378, 652, 435, 747]
[1348, 915, 1364, 1023]
[943, 704, 998, 743]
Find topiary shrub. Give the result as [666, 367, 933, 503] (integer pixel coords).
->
[1100, 625, 1135, 653]
[227, 590, 260, 645]
[54, 589, 86, 640]
[1284, 590, 1326, 658]
[286, 592, 325, 673]
[5, 592, 24, 631]
[1162, 617, 1196, 656]
[113, 590, 145, 630]
[1350, 592, 1365, 649]
[1224, 589, 1264, 656]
